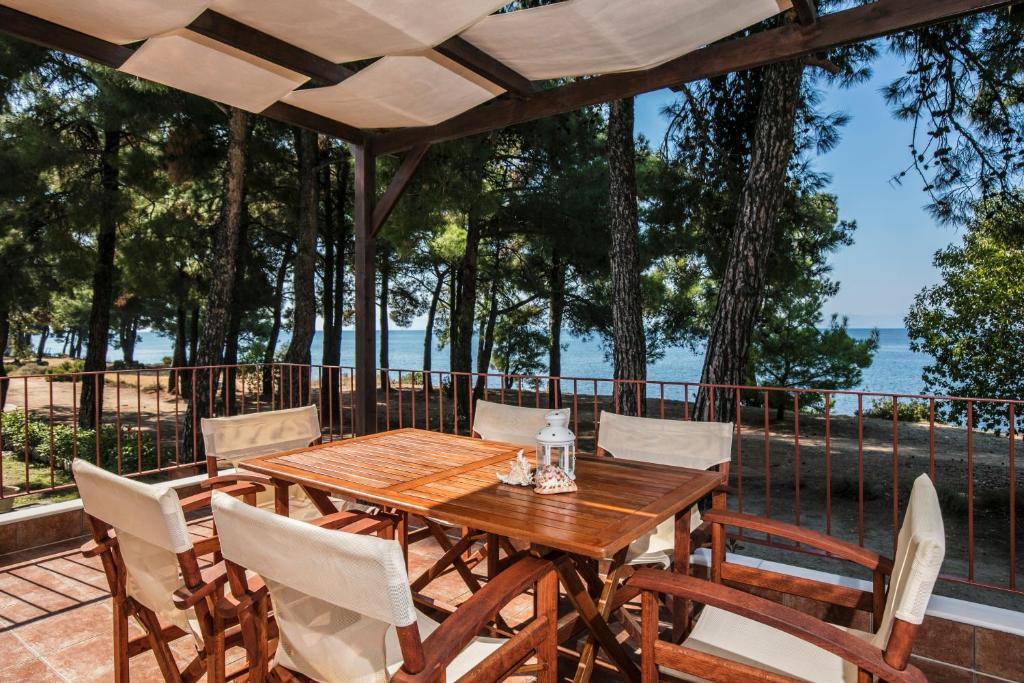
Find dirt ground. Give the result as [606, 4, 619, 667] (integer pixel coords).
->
[2, 359, 1021, 610]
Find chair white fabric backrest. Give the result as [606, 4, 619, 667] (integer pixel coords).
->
[472, 400, 569, 445]
[201, 405, 321, 465]
[72, 460, 194, 633]
[597, 411, 733, 471]
[212, 491, 417, 682]
[872, 474, 945, 649]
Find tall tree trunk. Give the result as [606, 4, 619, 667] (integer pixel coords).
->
[0, 307, 9, 411]
[607, 98, 647, 417]
[35, 326, 49, 363]
[281, 128, 318, 407]
[171, 301, 187, 393]
[118, 317, 138, 365]
[61, 332, 70, 357]
[423, 268, 445, 394]
[694, 58, 806, 422]
[378, 247, 391, 389]
[263, 249, 291, 400]
[548, 251, 565, 408]
[180, 108, 248, 461]
[78, 128, 122, 429]
[322, 146, 347, 428]
[222, 215, 249, 410]
[75, 330, 84, 359]
[474, 277, 498, 399]
[450, 210, 481, 423]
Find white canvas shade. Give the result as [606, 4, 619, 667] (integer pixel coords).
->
[1, 0, 208, 45]
[1, 0, 789, 130]
[210, 0, 508, 63]
[463, 0, 789, 80]
[284, 53, 504, 128]
[119, 30, 309, 113]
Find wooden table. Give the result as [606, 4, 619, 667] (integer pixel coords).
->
[239, 428, 722, 683]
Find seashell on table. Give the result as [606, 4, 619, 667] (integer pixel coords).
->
[533, 464, 578, 495]
[497, 450, 534, 486]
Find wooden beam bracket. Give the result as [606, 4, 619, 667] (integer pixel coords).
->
[371, 144, 432, 237]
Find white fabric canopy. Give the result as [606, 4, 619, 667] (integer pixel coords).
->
[463, 0, 788, 80]
[210, 0, 507, 63]
[119, 30, 309, 113]
[1, 0, 208, 45]
[284, 53, 504, 128]
[3, 0, 789, 129]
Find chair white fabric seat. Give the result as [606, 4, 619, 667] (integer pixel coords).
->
[597, 412, 732, 567]
[624, 511, 701, 569]
[384, 611, 504, 681]
[661, 474, 945, 682]
[202, 406, 363, 519]
[662, 606, 868, 683]
[472, 400, 569, 445]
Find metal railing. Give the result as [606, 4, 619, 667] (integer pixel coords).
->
[0, 362, 1020, 601]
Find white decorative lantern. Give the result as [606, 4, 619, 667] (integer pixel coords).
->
[535, 411, 576, 479]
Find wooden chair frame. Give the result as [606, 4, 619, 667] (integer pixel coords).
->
[628, 508, 928, 683]
[81, 475, 265, 683]
[224, 549, 560, 683]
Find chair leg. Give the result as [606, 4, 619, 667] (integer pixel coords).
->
[536, 571, 559, 683]
[204, 632, 227, 683]
[112, 600, 131, 683]
[137, 608, 183, 683]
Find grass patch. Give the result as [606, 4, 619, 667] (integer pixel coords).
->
[1, 453, 77, 508]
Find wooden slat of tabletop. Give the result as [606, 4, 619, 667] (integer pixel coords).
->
[240, 428, 722, 558]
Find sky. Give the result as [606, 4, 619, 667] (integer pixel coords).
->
[634, 51, 962, 329]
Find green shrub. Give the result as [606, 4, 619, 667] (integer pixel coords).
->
[110, 359, 145, 371]
[43, 360, 84, 382]
[0, 411, 157, 473]
[862, 398, 931, 422]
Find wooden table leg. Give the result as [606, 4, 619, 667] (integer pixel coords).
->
[273, 479, 290, 517]
[672, 507, 692, 641]
[556, 549, 640, 683]
[300, 485, 341, 516]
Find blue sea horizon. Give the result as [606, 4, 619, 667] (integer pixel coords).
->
[44, 328, 926, 416]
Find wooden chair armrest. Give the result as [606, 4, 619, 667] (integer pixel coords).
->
[392, 556, 556, 683]
[199, 474, 273, 490]
[703, 510, 894, 574]
[628, 569, 924, 683]
[173, 562, 229, 610]
[80, 537, 115, 558]
[309, 510, 398, 535]
[180, 481, 266, 513]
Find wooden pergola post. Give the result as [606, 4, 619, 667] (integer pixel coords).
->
[353, 143, 377, 436]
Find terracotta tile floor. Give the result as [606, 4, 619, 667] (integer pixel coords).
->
[0, 517, 628, 682]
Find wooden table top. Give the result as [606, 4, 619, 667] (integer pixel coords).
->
[239, 428, 722, 558]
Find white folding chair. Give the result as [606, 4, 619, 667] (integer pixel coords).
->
[597, 411, 733, 568]
[73, 459, 256, 683]
[472, 399, 570, 444]
[210, 491, 560, 683]
[201, 405, 351, 520]
[633, 474, 946, 682]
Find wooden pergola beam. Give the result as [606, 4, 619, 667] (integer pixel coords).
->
[187, 10, 353, 86]
[792, 0, 819, 26]
[352, 144, 377, 436]
[261, 102, 367, 145]
[372, 144, 431, 237]
[0, 6, 132, 69]
[434, 36, 535, 98]
[373, 0, 1020, 154]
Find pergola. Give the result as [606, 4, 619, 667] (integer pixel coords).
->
[1, 0, 1017, 436]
